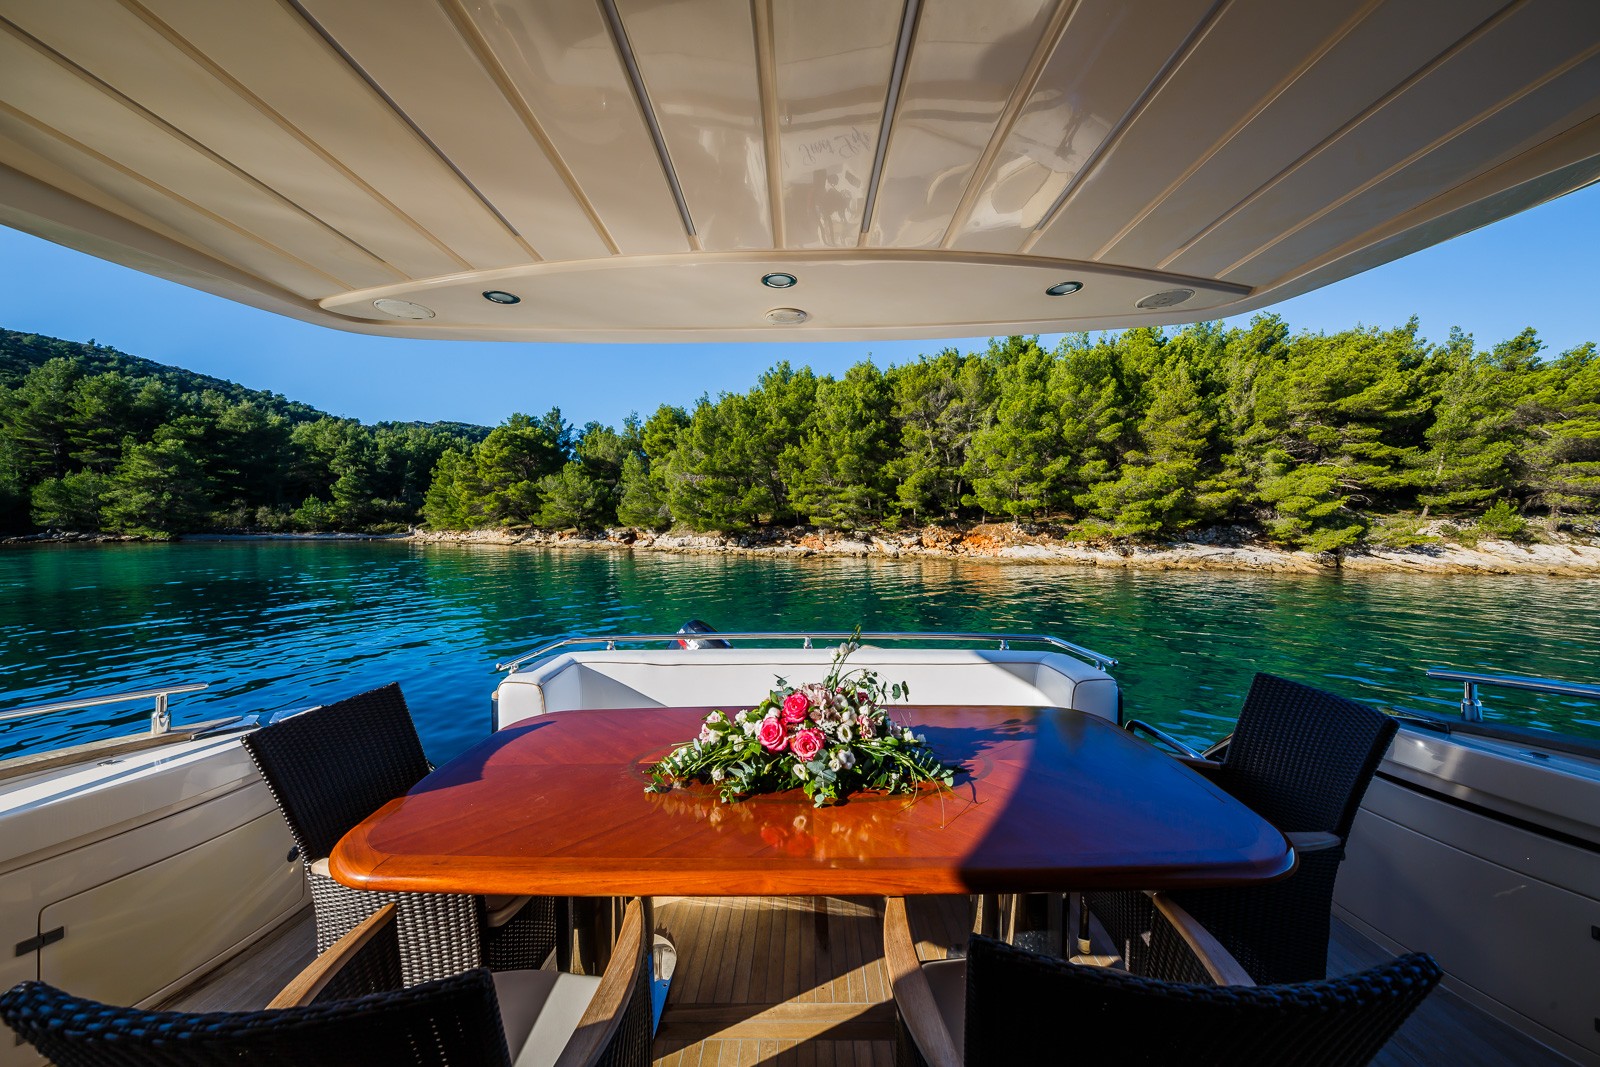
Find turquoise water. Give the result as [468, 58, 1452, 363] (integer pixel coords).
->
[4, 541, 1598, 763]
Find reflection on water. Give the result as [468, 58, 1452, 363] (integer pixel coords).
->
[2, 542, 1597, 761]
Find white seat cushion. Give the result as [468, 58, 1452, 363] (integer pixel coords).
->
[921, 958, 967, 1059]
[486, 894, 534, 928]
[494, 968, 602, 1067]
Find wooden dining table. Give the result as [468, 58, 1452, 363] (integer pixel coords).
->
[329, 705, 1294, 898]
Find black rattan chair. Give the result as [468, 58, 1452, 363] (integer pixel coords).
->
[1097, 672, 1398, 984]
[241, 682, 560, 984]
[886, 895, 1439, 1067]
[1, 900, 654, 1067]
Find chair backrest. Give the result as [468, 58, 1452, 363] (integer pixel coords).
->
[0, 969, 513, 1067]
[1218, 673, 1398, 837]
[962, 934, 1440, 1067]
[242, 682, 430, 860]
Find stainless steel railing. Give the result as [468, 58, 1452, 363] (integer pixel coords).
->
[0, 683, 210, 735]
[1424, 668, 1600, 722]
[497, 631, 1117, 673]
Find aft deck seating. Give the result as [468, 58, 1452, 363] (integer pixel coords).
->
[885, 895, 1439, 1067]
[1, 900, 654, 1067]
[1096, 672, 1398, 984]
[241, 682, 561, 984]
[496, 648, 1119, 728]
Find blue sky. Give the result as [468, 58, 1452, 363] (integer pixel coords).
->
[2, 180, 1597, 430]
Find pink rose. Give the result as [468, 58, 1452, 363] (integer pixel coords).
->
[757, 717, 788, 752]
[790, 728, 824, 761]
[781, 692, 811, 723]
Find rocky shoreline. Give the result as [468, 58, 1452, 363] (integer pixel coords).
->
[407, 523, 1600, 577]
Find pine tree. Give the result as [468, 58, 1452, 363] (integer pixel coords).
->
[964, 339, 1066, 519]
[885, 351, 995, 523]
[1525, 342, 1600, 519]
[101, 428, 212, 537]
[1083, 360, 1219, 536]
[791, 364, 894, 529]
[30, 470, 107, 530]
[469, 411, 568, 526]
[421, 449, 476, 530]
[1416, 329, 1528, 514]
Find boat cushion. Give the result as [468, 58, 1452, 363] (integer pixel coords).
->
[921, 957, 967, 1058]
[486, 894, 534, 928]
[495, 968, 602, 1067]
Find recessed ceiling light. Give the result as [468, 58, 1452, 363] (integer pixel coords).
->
[482, 290, 521, 305]
[1135, 288, 1195, 309]
[372, 298, 435, 320]
[766, 308, 809, 325]
[1045, 281, 1083, 296]
[761, 272, 798, 289]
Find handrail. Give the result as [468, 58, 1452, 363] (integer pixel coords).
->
[1425, 668, 1600, 723]
[0, 683, 210, 735]
[497, 631, 1117, 673]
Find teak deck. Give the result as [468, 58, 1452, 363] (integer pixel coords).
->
[166, 897, 1564, 1066]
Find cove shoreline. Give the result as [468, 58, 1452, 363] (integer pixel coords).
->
[408, 523, 1600, 577]
[8, 524, 1599, 575]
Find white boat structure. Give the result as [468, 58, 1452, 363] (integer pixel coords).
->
[1, 0, 1599, 1062]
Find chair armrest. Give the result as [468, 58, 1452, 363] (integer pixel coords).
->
[884, 898, 962, 1067]
[554, 898, 648, 1067]
[1285, 830, 1342, 854]
[1176, 755, 1224, 775]
[269, 904, 398, 1008]
[1124, 719, 1207, 761]
[1149, 894, 1255, 988]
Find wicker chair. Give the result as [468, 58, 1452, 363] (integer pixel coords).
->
[241, 682, 560, 984]
[1096, 672, 1398, 984]
[1, 899, 654, 1067]
[885, 895, 1439, 1067]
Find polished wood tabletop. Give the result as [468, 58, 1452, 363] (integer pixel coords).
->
[330, 706, 1293, 897]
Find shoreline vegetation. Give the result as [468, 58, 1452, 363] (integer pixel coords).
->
[4, 319, 1598, 577]
[406, 523, 1600, 576]
[11, 523, 1600, 575]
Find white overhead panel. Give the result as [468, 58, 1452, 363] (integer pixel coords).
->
[0, 0, 1595, 342]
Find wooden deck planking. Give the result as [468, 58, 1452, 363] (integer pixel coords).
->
[654, 897, 897, 1065]
[1328, 919, 1566, 1066]
[160, 908, 315, 1012]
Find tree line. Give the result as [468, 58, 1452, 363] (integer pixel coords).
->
[4, 319, 1597, 550]
[425, 318, 1598, 552]
[0, 329, 483, 537]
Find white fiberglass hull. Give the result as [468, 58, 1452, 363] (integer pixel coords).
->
[0, 730, 306, 1067]
[1336, 725, 1600, 1066]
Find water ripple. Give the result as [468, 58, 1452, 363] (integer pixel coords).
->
[1, 543, 1597, 761]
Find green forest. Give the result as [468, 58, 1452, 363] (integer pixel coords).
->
[3, 317, 1598, 552]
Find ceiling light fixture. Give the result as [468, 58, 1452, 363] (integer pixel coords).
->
[482, 290, 521, 305]
[761, 272, 798, 289]
[766, 308, 809, 325]
[1135, 288, 1194, 309]
[1045, 281, 1083, 296]
[372, 298, 435, 320]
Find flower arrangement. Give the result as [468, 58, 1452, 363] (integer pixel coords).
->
[645, 632, 959, 806]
